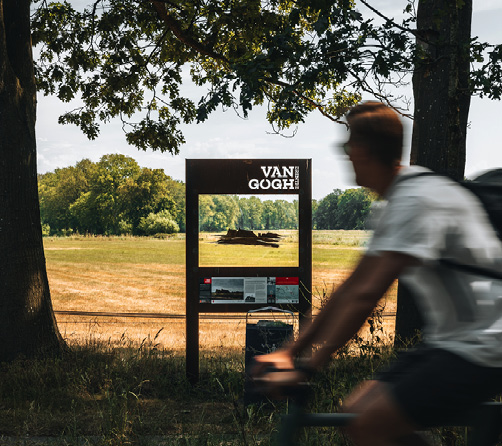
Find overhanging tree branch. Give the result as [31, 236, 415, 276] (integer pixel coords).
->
[150, 1, 228, 62]
[348, 68, 413, 119]
[359, 0, 418, 37]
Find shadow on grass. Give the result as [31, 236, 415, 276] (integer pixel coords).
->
[0, 334, 421, 446]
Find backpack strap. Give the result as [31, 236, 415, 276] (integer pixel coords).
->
[392, 171, 438, 188]
[440, 259, 502, 281]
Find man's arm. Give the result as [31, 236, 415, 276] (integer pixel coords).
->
[252, 251, 417, 378]
[305, 251, 417, 368]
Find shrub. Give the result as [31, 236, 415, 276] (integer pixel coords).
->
[41, 223, 51, 237]
[117, 219, 133, 235]
[56, 227, 74, 237]
[137, 210, 179, 235]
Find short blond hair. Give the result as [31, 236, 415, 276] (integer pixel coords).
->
[346, 102, 403, 166]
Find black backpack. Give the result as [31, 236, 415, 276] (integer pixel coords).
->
[464, 169, 502, 242]
[397, 168, 502, 280]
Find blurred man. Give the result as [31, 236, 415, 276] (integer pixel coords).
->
[253, 101, 502, 446]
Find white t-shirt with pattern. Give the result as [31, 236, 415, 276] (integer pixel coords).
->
[367, 166, 502, 367]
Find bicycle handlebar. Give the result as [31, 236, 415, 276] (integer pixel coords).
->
[250, 362, 313, 401]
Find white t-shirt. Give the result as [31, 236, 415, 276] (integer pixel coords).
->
[367, 166, 502, 367]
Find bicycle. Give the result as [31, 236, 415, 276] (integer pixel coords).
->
[256, 369, 502, 446]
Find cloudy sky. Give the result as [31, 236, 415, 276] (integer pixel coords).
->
[35, 1, 502, 200]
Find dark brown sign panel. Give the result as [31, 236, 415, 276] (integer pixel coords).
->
[187, 159, 305, 194]
[186, 159, 312, 381]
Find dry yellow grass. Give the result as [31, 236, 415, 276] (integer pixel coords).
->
[46, 234, 396, 352]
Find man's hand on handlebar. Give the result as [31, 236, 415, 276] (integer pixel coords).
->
[251, 350, 313, 399]
[251, 349, 295, 376]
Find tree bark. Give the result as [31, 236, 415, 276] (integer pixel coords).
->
[411, 0, 472, 179]
[395, 0, 472, 347]
[0, 1, 64, 360]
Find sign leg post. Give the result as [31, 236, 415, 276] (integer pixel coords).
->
[186, 307, 199, 384]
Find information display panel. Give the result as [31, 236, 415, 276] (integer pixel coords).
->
[199, 276, 299, 304]
[186, 159, 312, 381]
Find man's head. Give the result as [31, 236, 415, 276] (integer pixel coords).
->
[344, 102, 403, 193]
[346, 101, 403, 166]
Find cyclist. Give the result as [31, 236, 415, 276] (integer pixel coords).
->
[253, 101, 502, 446]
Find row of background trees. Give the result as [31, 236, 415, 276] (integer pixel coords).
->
[38, 154, 376, 236]
[38, 154, 185, 236]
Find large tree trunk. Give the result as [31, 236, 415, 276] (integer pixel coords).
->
[395, 0, 472, 347]
[411, 0, 472, 179]
[0, 1, 64, 360]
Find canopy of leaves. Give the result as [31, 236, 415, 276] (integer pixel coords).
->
[31, 0, 422, 154]
[31, 1, 502, 154]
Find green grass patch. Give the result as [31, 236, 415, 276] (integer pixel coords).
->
[312, 246, 364, 270]
[43, 231, 367, 270]
[199, 241, 299, 267]
[44, 236, 186, 265]
[313, 230, 370, 247]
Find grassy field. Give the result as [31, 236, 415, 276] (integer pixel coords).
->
[45, 231, 397, 351]
[0, 233, 407, 445]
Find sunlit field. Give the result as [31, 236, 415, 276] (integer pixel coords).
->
[45, 231, 397, 351]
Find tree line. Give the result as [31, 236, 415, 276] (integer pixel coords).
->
[38, 155, 377, 235]
[313, 188, 377, 230]
[199, 195, 299, 232]
[38, 154, 185, 236]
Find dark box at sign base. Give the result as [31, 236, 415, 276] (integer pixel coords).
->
[244, 319, 293, 405]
